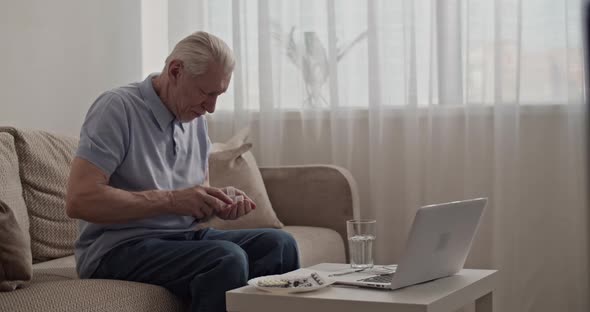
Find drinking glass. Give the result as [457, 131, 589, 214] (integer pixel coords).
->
[346, 219, 376, 269]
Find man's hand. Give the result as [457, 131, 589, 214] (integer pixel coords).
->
[216, 187, 257, 220]
[170, 186, 234, 219]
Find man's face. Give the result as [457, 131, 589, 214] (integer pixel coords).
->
[172, 61, 231, 122]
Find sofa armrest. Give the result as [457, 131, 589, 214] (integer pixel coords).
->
[259, 165, 358, 244]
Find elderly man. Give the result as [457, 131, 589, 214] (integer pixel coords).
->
[66, 31, 299, 312]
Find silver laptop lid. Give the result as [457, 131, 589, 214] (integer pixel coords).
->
[390, 198, 487, 289]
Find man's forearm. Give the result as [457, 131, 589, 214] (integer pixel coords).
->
[67, 183, 174, 224]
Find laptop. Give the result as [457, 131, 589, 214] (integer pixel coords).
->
[332, 198, 487, 290]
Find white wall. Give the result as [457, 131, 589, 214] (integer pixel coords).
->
[141, 0, 168, 77]
[0, 0, 143, 136]
[140, 0, 207, 77]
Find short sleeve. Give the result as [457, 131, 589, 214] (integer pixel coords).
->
[76, 92, 130, 176]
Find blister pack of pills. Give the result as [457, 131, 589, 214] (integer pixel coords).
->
[256, 272, 326, 288]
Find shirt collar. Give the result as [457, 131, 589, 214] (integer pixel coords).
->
[139, 73, 176, 132]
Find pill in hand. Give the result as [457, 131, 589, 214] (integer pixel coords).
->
[226, 186, 236, 198]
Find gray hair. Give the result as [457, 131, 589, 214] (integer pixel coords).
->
[165, 31, 235, 77]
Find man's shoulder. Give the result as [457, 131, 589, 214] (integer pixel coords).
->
[104, 82, 144, 106]
[90, 82, 146, 115]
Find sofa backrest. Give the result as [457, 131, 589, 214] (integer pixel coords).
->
[0, 127, 79, 263]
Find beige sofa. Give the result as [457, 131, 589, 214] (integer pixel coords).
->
[0, 127, 357, 312]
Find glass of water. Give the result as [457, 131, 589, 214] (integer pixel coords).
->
[346, 219, 376, 269]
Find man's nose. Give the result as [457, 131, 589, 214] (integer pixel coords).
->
[204, 96, 217, 113]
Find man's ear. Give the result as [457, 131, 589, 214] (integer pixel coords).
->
[167, 59, 184, 84]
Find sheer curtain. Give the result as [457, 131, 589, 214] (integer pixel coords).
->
[146, 0, 589, 310]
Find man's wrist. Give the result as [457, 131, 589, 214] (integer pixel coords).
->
[166, 190, 176, 214]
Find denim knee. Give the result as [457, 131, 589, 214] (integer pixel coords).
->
[213, 241, 249, 284]
[263, 229, 300, 272]
[269, 229, 298, 250]
[188, 241, 249, 312]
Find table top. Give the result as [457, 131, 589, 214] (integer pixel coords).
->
[226, 263, 498, 312]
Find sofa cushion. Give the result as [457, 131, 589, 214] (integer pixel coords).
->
[200, 128, 283, 230]
[29, 255, 78, 282]
[0, 200, 32, 291]
[1, 128, 79, 262]
[282, 226, 345, 267]
[0, 270, 184, 312]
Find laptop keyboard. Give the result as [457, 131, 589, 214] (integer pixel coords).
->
[358, 273, 394, 283]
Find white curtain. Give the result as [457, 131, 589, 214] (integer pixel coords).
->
[149, 0, 589, 311]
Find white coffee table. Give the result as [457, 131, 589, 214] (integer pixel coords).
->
[226, 263, 497, 312]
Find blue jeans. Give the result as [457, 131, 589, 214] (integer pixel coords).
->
[91, 228, 300, 312]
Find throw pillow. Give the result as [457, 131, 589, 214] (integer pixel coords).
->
[4, 128, 79, 263]
[0, 132, 32, 291]
[0, 132, 30, 246]
[199, 128, 283, 230]
[0, 199, 32, 291]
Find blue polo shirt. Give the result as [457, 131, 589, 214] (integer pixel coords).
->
[74, 74, 211, 278]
